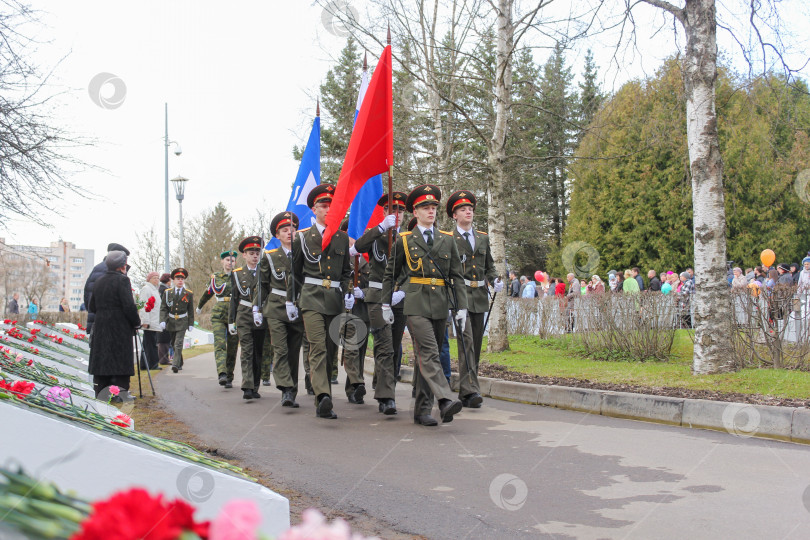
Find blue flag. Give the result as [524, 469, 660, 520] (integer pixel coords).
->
[266, 116, 320, 249]
[346, 68, 384, 240]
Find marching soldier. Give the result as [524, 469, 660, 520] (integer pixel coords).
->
[229, 236, 266, 401]
[159, 268, 194, 373]
[446, 191, 503, 408]
[352, 191, 408, 415]
[257, 211, 304, 408]
[197, 251, 239, 388]
[288, 183, 352, 419]
[383, 185, 467, 426]
[341, 244, 370, 405]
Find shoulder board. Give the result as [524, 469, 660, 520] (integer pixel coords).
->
[477, 230, 488, 236]
[210, 273, 215, 278]
[439, 230, 453, 236]
[234, 267, 243, 272]
[266, 248, 279, 253]
[185, 289, 193, 294]
[298, 226, 311, 233]
[400, 231, 412, 236]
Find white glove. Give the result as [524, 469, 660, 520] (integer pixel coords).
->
[381, 304, 395, 325]
[349, 245, 359, 257]
[378, 214, 397, 232]
[353, 287, 364, 299]
[455, 308, 468, 329]
[159, 321, 166, 331]
[195, 307, 201, 314]
[391, 290, 405, 306]
[493, 278, 504, 293]
[286, 302, 298, 322]
[344, 294, 355, 310]
[253, 312, 263, 326]
[228, 323, 237, 335]
[188, 325, 194, 331]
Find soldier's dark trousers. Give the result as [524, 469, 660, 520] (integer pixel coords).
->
[458, 311, 485, 398]
[237, 325, 264, 390]
[170, 329, 186, 369]
[261, 337, 274, 380]
[368, 303, 396, 400]
[341, 314, 369, 398]
[391, 306, 407, 379]
[301, 310, 338, 399]
[407, 315, 455, 417]
[268, 318, 304, 394]
[212, 318, 238, 381]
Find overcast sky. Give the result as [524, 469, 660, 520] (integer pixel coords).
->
[2, 0, 807, 265]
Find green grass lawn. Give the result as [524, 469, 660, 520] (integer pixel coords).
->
[480, 332, 810, 399]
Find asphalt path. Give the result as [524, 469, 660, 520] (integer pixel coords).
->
[156, 351, 810, 539]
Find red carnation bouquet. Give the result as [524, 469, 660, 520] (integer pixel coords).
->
[145, 296, 156, 313]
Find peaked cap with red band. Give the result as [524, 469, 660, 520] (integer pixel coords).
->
[171, 267, 189, 279]
[238, 235, 263, 253]
[446, 190, 477, 218]
[377, 191, 407, 209]
[307, 183, 335, 209]
[271, 211, 300, 236]
[405, 184, 442, 213]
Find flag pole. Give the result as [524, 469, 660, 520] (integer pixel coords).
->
[386, 24, 395, 256]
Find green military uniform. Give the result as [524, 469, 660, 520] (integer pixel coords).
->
[229, 236, 266, 397]
[353, 191, 408, 414]
[258, 240, 304, 407]
[288, 183, 351, 419]
[383, 185, 467, 426]
[159, 269, 194, 372]
[198, 266, 238, 386]
[341, 253, 370, 403]
[261, 337, 274, 384]
[447, 190, 497, 406]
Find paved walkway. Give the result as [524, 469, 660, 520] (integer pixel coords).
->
[156, 352, 810, 539]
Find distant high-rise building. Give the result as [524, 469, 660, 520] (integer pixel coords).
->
[0, 238, 95, 312]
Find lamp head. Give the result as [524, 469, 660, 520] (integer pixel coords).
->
[173, 143, 182, 156]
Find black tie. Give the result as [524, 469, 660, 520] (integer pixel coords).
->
[463, 232, 472, 250]
[424, 230, 433, 247]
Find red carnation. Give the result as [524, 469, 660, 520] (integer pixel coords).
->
[111, 413, 132, 428]
[71, 488, 210, 540]
[145, 296, 156, 313]
[0, 380, 35, 399]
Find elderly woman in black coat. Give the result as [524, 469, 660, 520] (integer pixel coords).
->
[88, 250, 141, 398]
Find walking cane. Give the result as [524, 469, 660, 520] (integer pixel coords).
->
[134, 328, 143, 398]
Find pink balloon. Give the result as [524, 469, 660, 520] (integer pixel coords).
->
[534, 270, 544, 282]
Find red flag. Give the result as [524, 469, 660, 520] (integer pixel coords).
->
[322, 45, 393, 249]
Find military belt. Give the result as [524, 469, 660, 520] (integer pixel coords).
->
[464, 279, 485, 288]
[216, 296, 230, 302]
[368, 281, 383, 290]
[304, 277, 341, 289]
[410, 277, 445, 286]
[239, 299, 253, 308]
[172, 313, 188, 320]
[270, 288, 286, 297]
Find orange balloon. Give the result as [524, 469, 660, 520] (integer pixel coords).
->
[761, 249, 775, 267]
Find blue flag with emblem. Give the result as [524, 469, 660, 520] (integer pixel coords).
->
[265, 115, 320, 249]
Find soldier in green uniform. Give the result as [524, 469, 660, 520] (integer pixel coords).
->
[446, 191, 504, 408]
[383, 185, 466, 426]
[288, 184, 352, 419]
[197, 251, 238, 388]
[352, 191, 408, 415]
[229, 236, 266, 401]
[257, 211, 304, 409]
[341, 244, 370, 405]
[159, 268, 194, 373]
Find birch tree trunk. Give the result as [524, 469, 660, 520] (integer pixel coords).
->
[486, 0, 513, 352]
[681, 0, 734, 373]
[641, 0, 734, 373]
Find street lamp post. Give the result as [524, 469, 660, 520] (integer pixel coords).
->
[164, 103, 182, 273]
[171, 176, 190, 267]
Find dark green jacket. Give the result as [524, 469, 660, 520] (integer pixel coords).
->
[453, 228, 497, 313]
[353, 224, 406, 304]
[257, 247, 295, 322]
[289, 226, 351, 316]
[197, 272, 232, 322]
[229, 265, 263, 329]
[159, 287, 194, 331]
[383, 228, 468, 319]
